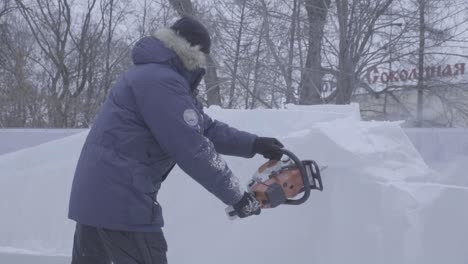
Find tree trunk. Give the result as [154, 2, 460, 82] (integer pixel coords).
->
[335, 0, 354, 104]
[204, 56, 222, 106]
[299, 0, 330, 105]
[103, 0, 114, 97]
[416, 0, 425, 127]
[285, 0, 298, 104]
[228, 1, 246, 108]
[250, 26, 264, 109]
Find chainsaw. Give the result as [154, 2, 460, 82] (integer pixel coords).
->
[227, 149, 323, 219]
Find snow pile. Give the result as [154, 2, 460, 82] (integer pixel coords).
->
[0, 132, 84, 256]
[0, 104, 467, 264]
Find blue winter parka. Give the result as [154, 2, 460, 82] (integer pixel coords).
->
[68, 28, 257, 232]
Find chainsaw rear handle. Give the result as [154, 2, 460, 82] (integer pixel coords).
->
[303, 160, 323, 191]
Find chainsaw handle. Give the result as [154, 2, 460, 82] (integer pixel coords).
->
[303, 160, 323, 191]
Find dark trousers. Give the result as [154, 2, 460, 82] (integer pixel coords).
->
[71, 223, 168, 264]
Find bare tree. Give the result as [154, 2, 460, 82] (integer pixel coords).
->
[0, 13, 45, 127]
[0, 0, 14, 19]
[257, 0, 295, 106]
[299, 0, 331, 105]
[13, 0, 132, 127]
[356, 0, 468, 127]
[330, 0, 396, 104]
[416, 0, 426, 126]
[15, 0, 74, 126]
[2, 0, 467, 127]
[226, 0, 247, 108]
[213, 0, 272, 109]
[285, 0, 299, 103]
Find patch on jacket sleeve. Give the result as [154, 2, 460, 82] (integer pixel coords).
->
[183, 109, 199, 126]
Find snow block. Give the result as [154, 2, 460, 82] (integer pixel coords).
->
[0, 104, 466, 264]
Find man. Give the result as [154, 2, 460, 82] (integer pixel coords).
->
[68, 16, 283, 264]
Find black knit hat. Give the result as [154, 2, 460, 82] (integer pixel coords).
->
[171, 16, 211, 54]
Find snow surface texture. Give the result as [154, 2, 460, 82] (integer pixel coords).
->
[0, 129, 84, 155]
[1, 104, 467, 264]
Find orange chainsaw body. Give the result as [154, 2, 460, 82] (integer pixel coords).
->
[250, 160, 306, 208]
[226, 149, 323, 219]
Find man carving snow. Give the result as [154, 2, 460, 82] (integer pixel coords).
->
[68, 16, 283, 264]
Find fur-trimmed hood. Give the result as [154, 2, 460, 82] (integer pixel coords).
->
[131, 28, 206, 71]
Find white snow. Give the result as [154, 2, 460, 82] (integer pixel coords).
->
[0, 129, 83, 155]
[0, 104, 467, 264]
[405, 128, 468, 187]
[0, 246, 67, 257]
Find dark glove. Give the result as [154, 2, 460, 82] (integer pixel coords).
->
[233, 192, 261, 218]
[253, 137, 284, 160]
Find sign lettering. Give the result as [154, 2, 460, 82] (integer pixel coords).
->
[365, 63, 466, 85]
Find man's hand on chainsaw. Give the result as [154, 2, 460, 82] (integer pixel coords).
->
[232, 192, 261, 218]
[253, 137, 284, 160]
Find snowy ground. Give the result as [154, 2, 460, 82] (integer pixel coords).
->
[1, 104, 467, 264]
[0, 253, 69, 264]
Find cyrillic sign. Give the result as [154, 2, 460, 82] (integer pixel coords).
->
[365, 63, 465, 84]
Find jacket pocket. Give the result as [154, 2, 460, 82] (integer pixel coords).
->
[132, 165, 158, 193]
[131, 165, 164, 224]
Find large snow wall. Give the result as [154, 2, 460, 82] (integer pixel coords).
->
[0, 104, 467, 264]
